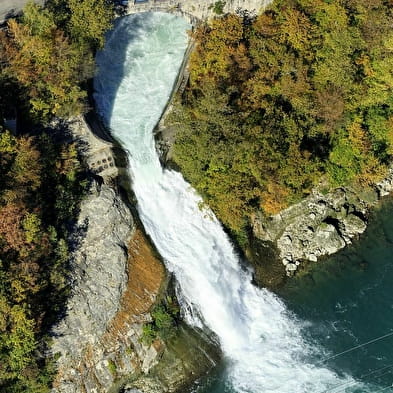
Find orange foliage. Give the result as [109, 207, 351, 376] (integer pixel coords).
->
[260, 182, 289, 216]
[0, 203, 28, 253]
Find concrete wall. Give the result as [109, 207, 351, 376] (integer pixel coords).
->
[127, 0, 273, 25]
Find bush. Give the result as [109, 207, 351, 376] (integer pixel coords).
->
[141, 299, 180, 345]
[212, 1, 226, 15]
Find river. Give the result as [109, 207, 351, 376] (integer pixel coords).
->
[94, 13, 393, 393]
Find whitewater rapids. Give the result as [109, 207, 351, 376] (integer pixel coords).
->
[94, 13, 368, 393]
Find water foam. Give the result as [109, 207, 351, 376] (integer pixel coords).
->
[94, 13, 368, 393]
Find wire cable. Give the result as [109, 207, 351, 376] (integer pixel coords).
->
[317, 331, 393, 366]
[373, 382, 393, 393]
[327, 365, 393, 393]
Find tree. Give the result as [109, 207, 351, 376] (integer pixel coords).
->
[1, 0, 112, 122]
[3, 14, 87, 119]
[171, 0, 393, 235]
[67, 0, 113, 51]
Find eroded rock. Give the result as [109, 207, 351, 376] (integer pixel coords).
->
[52, 181, 133, 356]
[51, 180, 134, 392]
[252, 186, 379, 276]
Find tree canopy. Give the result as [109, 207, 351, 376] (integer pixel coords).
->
[0, 128, 87, 392]
[0, 1, 104, 391]
[171, 0, 393, 233]
[0, 0, 113, 121]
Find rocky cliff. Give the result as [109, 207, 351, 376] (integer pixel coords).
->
[51, 179, 220, 393]
[51, 180, 135, 392]
[250, 171, 393, 281]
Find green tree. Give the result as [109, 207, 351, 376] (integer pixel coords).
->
[3, 15, 87, 119]
[171, 0, 393, 234]
[67, 0, 113, 51]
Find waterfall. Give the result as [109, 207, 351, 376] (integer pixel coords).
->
[94, 13, 368, 393]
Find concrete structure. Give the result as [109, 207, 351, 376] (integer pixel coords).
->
[126, 0, 271, 25]
[1, 0, 269, 26]
[68, 116, 118, 181]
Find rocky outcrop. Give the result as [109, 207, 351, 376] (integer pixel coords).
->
[51, 177, 219, 393]
[51, 180, 135, 392]
[0, 0, 44, 24]
[125, 324, 220, 393]
[377, 166, 393, 197]
[252, 173, 393, 277]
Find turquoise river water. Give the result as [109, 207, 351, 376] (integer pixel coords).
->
[193, 198, 393, 393]
[94, 13, 393, 393]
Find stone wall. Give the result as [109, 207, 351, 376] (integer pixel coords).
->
[126, 0, 273, 25]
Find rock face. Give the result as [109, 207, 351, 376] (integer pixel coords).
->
[377, 166, 393, 197]
[126, 0, 273, 26]
[51, 179, 219, 393]
[51, 180, 135, 392]
[125, 325, 221, 393]
[252, 177, 393, 276]
[0, 0, 44, 24]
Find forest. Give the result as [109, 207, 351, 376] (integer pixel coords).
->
[0, 130, 86, 392]
[171, 0, 393, 235]
[0, 1, 113, 392]
[0, 0, 113, 121]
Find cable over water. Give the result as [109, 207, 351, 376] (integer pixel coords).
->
[94, 12, 375, 393]
[318, 331, 393, 366]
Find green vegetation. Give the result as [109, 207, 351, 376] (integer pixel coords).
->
[210, 1, 226, 15]
[0, 129, 87, 392]
[107, 359, 117, 376]
[171, 0, 393, 233]
[141, 297, 181, 345]
[0, 0, 113, 391]
[0, 0, 113, 121]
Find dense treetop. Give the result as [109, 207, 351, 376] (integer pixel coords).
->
[0, 129, 87, 392]
[0, 0, 113, 121]
[171, 0, 393, 233]
[0, 1, 112, 391]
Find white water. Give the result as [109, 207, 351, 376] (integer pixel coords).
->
[94, 13, 367, 393]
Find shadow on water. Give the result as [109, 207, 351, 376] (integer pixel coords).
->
[93, 12, 155, 127]
[278, 198, 393, 389]
[186, 360, 237, 393]
[90, 12, 170, 239]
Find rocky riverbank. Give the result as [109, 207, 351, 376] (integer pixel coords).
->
[156, 81, 393, 289]
[250, 171, 393, 282]
[50, 117, 220, 393]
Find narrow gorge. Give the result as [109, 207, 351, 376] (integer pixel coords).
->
[90, 12, 382, 393]
[2, 1, 393, 392]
